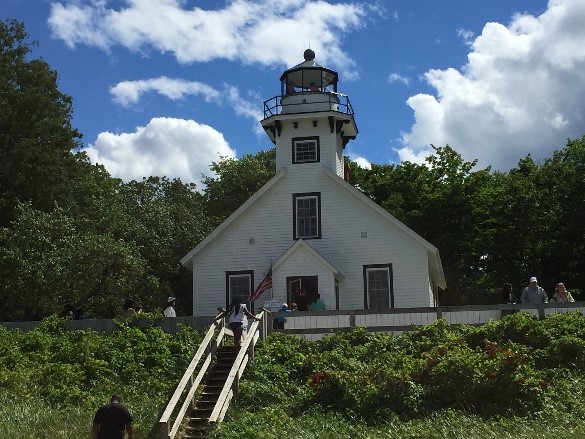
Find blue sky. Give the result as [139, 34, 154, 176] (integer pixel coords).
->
[5, 0, 584, 188]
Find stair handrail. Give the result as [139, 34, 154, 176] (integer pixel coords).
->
[208, 309, 268, 423]
[159, 313, 227, 439]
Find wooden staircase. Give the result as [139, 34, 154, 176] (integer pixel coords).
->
[180, 346, 238, 438]
[159, 312, 268, 439]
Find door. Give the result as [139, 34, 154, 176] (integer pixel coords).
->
[287, 276, 318, 311]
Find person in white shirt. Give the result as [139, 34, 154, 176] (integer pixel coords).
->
[215, 296, 259, 347]
[163, 297, 176, 317]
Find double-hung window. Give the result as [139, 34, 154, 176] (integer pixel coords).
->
[293, 137, 319, 163]
[225, 270, 253, 306]
[363, 264, 393, 309]
[293, 192, 321, 239]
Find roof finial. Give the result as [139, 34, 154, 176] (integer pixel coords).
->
[303, 48, 315, 61]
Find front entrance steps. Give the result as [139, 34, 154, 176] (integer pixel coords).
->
[179, 346, 238, 438]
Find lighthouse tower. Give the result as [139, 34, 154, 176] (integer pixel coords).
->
[261, 49, 358, 178]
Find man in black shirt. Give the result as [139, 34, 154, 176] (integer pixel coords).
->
[93, 394, 133, 439]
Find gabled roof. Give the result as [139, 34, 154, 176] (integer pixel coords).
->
[273, 239, 344, 279]
[323, 168, 447, 288]
[180, 168, 288, 267]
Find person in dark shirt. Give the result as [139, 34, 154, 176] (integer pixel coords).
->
[93, 394, 133, 439]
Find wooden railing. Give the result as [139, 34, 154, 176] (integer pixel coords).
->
[208, 310, 268, 423]
[158, 309, 268, 439]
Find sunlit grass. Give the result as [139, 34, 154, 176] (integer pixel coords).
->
[210, 407, 585, 439]
[0, 394, 164, 439]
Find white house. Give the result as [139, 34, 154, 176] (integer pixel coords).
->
[181, 49, 446, 316]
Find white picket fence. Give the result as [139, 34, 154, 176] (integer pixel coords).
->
[2, 303, 584, 336]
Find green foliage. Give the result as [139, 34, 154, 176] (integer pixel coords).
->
[0, 18, 107, 227]
[0, 320, 204, 438]
[0, 203, 156, 320]
[202, 149, 276, 222]
[228, 314, 585, 434]
[3, 314, 585, 437]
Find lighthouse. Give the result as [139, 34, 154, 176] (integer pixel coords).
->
[261, 49, 358, 178]
[181, 49, 446, 317]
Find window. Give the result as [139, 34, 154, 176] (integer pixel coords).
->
[363, 264, 393, 309]
[293, 193, 321, 239]
[292, 137, 319, 163]
[225, 270, 253, 307]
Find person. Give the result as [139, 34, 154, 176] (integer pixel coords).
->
[273, 303, 290, 330]
[163, 297, 176, 317]
[501, 283, 517, 304]
[521, 276, 548, 304]
[309, 293, 326, 311]
[550, 282, 575, 303]
[92, 393, 133, 439]
[286, 82, 296, 94]
[121, 298, 136, 318]
[290, 302, 298, 311]
[215, 296, 259, 347]
[309, 82, 319, 91]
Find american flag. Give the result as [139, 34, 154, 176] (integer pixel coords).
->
[249, 267, 272, 302]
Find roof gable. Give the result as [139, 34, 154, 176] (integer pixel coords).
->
[273, 239, 344, 279]
[323, 168, 446, 288]
[180, 169, 287, 267]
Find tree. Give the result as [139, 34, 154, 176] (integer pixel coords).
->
[0, 203, 156, 320]
[118, 177, 214, 313]
[202, 149, 276, 222]
[0, 19, 93, 226]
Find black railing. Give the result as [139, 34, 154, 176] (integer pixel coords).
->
[263, 92, 355, 119]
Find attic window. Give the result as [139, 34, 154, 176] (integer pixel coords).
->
[292, 136, 320, 163]
[293, 192, 321, 239]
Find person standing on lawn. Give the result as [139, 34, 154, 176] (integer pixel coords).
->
[92, 394, 133, 439]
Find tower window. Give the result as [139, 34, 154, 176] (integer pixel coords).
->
[293, 192, 321, 239]
[292, 136, 320, 163]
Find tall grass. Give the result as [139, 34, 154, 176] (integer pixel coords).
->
[0, 395, 164, 439]
[211, 407, 585, 439]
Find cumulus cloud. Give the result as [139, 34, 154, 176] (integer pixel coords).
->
[84, 117, 236, 186]
[397, 0, 585, 170]
[48, 0, 372, 79]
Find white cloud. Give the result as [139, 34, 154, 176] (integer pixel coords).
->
[84, 117, 236, 186]
[388, 73, 410, 86]
[457, 28, 474, 43]
[398, 0, 585, 170]
[110, 77, 221, 107]
[350, 155, 371, 169]
[109, 77, 265, 135]
[48, 0, 372, 79]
